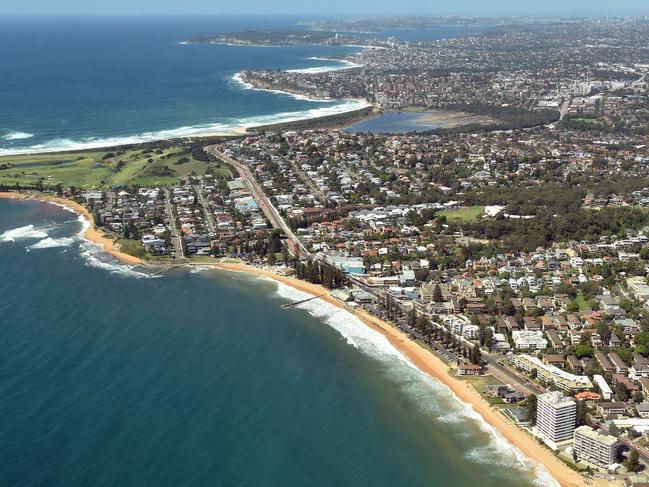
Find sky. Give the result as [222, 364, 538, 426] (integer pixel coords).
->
[1, 0, 648, 16]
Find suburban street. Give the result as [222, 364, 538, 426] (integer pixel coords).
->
[163, 187, 185, 260]
[205, 145, 310, 258]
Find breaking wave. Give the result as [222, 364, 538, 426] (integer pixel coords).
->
[2, 131, 34, 141]
[266, 278, 559, 487]
[29, 237, 75, 249]
[0, 94, 370, 156]
[0, 225, 49, 242]
[78, 242, 156, 279]
[286, 59, 364, 74]
[229, 72, 331, 102]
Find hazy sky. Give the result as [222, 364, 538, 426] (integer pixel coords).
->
[2, 0, 648, 16]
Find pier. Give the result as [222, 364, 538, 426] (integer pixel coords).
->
[281, 294, 327, 308]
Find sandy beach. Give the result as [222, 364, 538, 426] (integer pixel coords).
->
[0, 192, 596, 486]
[213, 261, 590, 487]
[0, 191, 143, 265]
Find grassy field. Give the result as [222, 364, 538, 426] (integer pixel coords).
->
[0, 144, 230, 189]
[116, 239, 146, 258]
[438, 205, 484, 222]
[574, 293, 592, 311]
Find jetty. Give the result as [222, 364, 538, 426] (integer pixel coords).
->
[281, 294, 327, 308]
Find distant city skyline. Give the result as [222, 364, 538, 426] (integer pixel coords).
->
[2, 0, 649, 16]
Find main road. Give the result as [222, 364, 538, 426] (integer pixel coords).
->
[163, 187, 185, 260]
[193, 184, 216, 236]
[205, 145, 310, 258]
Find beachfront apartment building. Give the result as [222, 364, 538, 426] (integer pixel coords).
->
[511, 354, 593, 393]
[511, 330, 548, 350]
[537, 391, 576, 449]
[573, 426, 618, 468]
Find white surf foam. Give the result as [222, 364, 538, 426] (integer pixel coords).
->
[28, 237, 75, 249]
[41, 200, 156, 279]
[2, 131, 34, 141]
[78, 242, 155, 279]
[0, 225, 49, 242]
[0, 97, 370, 156]
[230, 72, 331, 102]
[266, 278, 559, 487]
[286, 59, 364, 74]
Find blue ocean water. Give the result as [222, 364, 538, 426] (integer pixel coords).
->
[0, 198, 554, 486]
[0, 16, 366, 155]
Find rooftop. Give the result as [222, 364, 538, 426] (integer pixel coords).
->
[574, 425, 618, 446]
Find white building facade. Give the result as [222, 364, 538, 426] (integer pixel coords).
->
[537, 391, 576, 448]
[573, 426, 618, 468]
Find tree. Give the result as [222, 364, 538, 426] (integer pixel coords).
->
[636, 344, 649, 357]
[575, 344, 594, 358]
[576, 400, 587, 427]
[484, 328, 494, 351]
[407, 308, 417, 327]
[597, 322, 611, 345]
[526, 394, 538, 425]
[416, 315, 430, 334]
[620, 298, 634, 313]
[470, 345, 482, 365]
[609, 424, 620, 437]
[616, 382, 629, 402]
[625, 448, 642, 473]
[433, 284, 443, 302]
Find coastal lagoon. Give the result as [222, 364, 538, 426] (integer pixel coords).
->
[0, 198, 557, 486]
[345, 109, 499, 134]
[345, 111, 447, 133]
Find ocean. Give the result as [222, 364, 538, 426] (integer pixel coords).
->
[1, 16, 553, 486]
[0, 198, 557, 486]
[0, 16, 368, 155]
[0, 17, 476, 155]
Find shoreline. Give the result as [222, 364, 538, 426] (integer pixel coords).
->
[0, 191, 143, 266]
[0, 98, 372, 157]
[212, 261, 587, 487]
[0, 192, 587, 486]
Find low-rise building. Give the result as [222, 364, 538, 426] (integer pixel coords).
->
[512, 354, 593, 392]
[512, 330, 548, 350]
[593, 375, 613, 401]
[458, 364, 483, 376]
